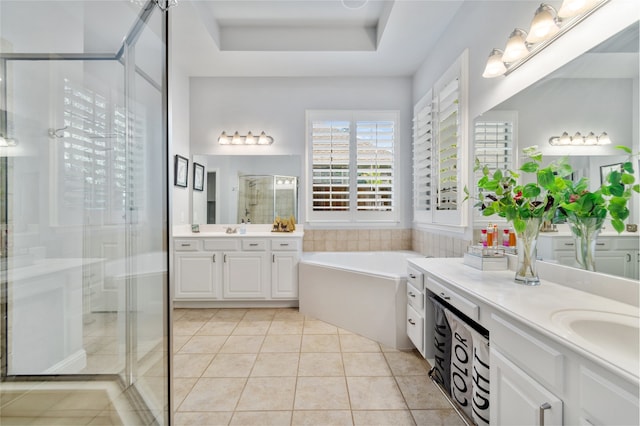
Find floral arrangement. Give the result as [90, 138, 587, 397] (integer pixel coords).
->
[555, 146, 639, 233]
[465, 146, 572, 234]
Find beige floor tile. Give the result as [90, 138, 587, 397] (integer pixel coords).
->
[298, 352, 345, 377]
[174, 411, 233, 426]
[236, 377, 296, 411]
[172, 309, 188, 321]
[273, 309, 305, 321]
[343, 353, 392, 376]
[352, 410, 416, 426]
[243, 309, 278, 321]
[232, 320, 272, 335]
[172, 335, 191, 353]
[410, 409, 466, 426]
[339, 334, 381, 352]
[214, 309, 248, 320]
[173, 320, 206, 336]
[384, 351, 430, 376]
[179, 309, 219, 321]
[30, 416, 99, 425]
[196, 321, 239, 336]
[268, 320, 304, 335]
[173, 377, 198, 408]
[230, 410, 292, 426]
[173, 354, 215, 378]
[219, 335, 265, 353]
[395, 376, 453, 410]
[303, 320, 338, 334]
[301, 334, 340, 352]
[347, 377, 407, 410]
[291, 410, 353, 425]
[202, 353, 257, 378]
[251, 353, 300, 377]
[294, 377, 350, 410]
[178, 378, 246, 412]
[260, 334, 302, 353]
[178, 335, 228, 354]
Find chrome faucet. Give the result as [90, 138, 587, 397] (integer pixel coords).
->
[224, 227, 238, 234]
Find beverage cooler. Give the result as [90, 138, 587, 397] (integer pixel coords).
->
[429, 296, 490, 426]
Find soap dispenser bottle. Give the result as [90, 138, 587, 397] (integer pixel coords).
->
[239, 219, 246, 235]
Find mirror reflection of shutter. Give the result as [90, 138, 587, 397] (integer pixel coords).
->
[311, 120, 350, 211]
[473, 111, 516, 221]
[435, 76, 459, 211]
[413, 90, 433, 220]
[356, 120, 394, 212]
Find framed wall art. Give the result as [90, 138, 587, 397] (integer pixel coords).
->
[174, 155, 189, 187]
[193, 162, 205, 191]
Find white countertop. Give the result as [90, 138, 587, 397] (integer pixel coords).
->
[173, 224, 304, 238]
[538, 230, 639, 238]
[408, 257, 640, 383]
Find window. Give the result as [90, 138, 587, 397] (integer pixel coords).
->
[307, 110, 398, 224]
[412, 49, 468, 227]
[473, 111, 516, 222]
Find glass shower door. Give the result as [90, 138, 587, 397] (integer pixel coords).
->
[0, 1, 169, 424]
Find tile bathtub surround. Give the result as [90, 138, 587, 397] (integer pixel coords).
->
[412, 229, 472, 258]
[302, 229, 412, 252]
[173, 308, 465, 426]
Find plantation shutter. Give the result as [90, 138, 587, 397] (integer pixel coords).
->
[434, 76, 460, 211]
[311, 120, 350, 211]
[356, 120, 394, 211]
[413, 91, 433, 215]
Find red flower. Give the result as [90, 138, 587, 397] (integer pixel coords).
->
[569, 194, 579, 203]
[514, 191, 523, 201]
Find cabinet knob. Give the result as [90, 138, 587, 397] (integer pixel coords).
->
[407, 318, 416, 325]
[539, 402, 551, 425]
[627, 253, 632, 262]
[181, 243, 190, 247]
[212, 254, 216, 263]
[596, 242, 605, 246]
[409, 274, 416, 279]
[408, 291, 416, 298]
[563, 243, 574, 246]
[249, 243, 259, 246]
[439, 292, 450, 301]
[280, 243, 289, 247]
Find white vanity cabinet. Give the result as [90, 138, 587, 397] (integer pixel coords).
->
[407, 258, 639, 426]
[173, 233, 303, 306]
[406, 265, 426, 357]
[537, 233, 640, 279]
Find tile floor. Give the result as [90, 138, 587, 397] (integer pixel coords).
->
[173, 308, 465, 426]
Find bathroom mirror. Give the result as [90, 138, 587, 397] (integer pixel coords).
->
[473, 22, 639, 278]
[192, 155, 301, 224]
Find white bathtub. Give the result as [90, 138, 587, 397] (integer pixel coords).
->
[299, 251, 423, 350]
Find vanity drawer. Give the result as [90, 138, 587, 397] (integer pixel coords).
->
[553, 237, 611, 251]
[271, 239, 299, 251]
[175, 240, 200, 251]
[242, 239, 267, 251]
[491, 313, 564, 393]
[407, 266, 424, 290]
[426, 277, 479, 321]
[613, 237, 640, 250]
[203, 239, 239, 251]
[407, 282, 424, 312]
[406, 304, 424, 352]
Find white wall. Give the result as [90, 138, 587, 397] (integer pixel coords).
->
[189, 76, 414, 228]
[169, 65, 191, 226]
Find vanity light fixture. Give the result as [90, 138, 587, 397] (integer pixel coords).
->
[218, 131, 274, 145]
[548, 131, 611, 146]
[502, 29, 530, 63]
[481, 0, 607, 78]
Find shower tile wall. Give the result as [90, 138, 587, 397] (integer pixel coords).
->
[411, 229, 472, 258]
[302, 229, 412, 252]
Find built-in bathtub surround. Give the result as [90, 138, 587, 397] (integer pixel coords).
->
[302, 229, 412, 252]
[412, 228, 472, 258]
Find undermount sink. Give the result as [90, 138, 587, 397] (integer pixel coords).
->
[551, 309, 640, 362]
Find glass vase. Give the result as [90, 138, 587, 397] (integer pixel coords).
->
[568, 216, 604, 271]
[514, 217, 543, 285]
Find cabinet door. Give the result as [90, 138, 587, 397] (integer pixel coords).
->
[491, 349, 563, 426]
[593, 250, 629, 277]
[174, 252, 218, 299]
[223, 252, 268, 299]
[271, 252, 299, 299]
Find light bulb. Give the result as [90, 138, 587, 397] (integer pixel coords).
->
[597, 132, 611, 145]
[502, 29, 530, 63]
[245, 131, 257, 145]
[570, 132, 583, 145]
[559, 132, 572, 145]
[257, 131, 273, 145]
[526, 4, 560, 44]
[482, 49, 507, 78]
[218, 131, 231, 145]
[584, 132, 597, 145]
[231, 131, 243, 145]
[558, 0, 598, 18]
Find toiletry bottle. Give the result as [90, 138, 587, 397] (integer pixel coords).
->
[486, 223, 493, 247]
[492, 224, 498, 248]
[481, 229, 487, 247]
[239, 219, 246, 234]
[503, 229, 510, 247]
[509, 227, 516, 247]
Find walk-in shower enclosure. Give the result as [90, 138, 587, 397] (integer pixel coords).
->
[0, 1, 170, 424]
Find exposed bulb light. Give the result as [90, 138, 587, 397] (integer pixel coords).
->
[571, 132, 583, 145]
[231, 131, 243, 145]
[257, 131, 274, 145]
[558, 0, 599, 18]
[482, 49, 507, 78]
[584, 132, 598, 145]
[597, 132, 611, 145]
[218, 131, 231, 145]
[244, 131, 256, 145]
[502, 29, 530, 63]
[558, 132, 572, 145]
[526, 4, 560, 44]
[549, 131, 612, 146]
